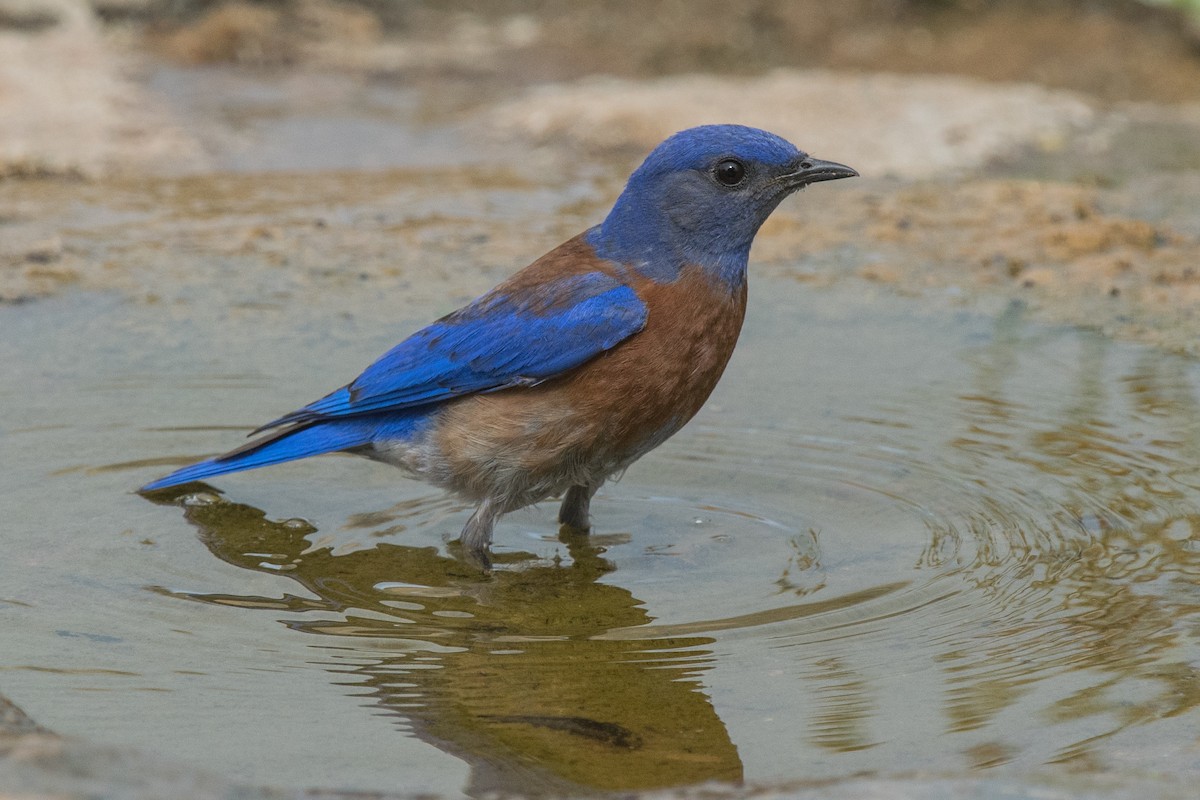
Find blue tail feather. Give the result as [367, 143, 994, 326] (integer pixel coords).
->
[140, 412, 429, 492]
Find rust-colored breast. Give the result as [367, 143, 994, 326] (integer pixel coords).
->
[428, 240, 748, 507]
[564, 265, 747, 458]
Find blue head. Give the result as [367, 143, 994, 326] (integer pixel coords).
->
[588, 125, 857, 287]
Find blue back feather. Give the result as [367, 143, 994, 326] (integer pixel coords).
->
[258, 271, 647, 431]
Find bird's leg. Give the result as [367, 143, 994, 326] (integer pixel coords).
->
[558, 483, 599, 532]
[460, 498, 501, 567]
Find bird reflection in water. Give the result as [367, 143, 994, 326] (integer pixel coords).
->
[145, 487, 742, 795]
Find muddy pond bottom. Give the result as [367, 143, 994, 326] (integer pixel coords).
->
[4, 282, 1200, 796]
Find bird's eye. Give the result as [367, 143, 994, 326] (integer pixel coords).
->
[713, 158, 746, 187]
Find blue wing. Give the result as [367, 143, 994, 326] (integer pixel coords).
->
[257, 271, 647, 431]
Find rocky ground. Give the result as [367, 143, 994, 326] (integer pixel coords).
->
[2, 0, 1200, 353]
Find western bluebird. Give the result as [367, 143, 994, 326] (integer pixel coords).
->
[142, 124, 858, 564]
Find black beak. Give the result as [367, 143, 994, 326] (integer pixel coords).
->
[784, 157, 859, 188]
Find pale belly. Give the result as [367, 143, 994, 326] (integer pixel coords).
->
[368, 387, 681, 512]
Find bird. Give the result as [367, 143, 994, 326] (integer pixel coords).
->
[141, 124, 857, 564]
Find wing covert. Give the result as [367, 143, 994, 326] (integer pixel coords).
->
[257, 271, 646, 431]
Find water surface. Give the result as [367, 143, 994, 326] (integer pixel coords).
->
[5, 271, 1200, 795]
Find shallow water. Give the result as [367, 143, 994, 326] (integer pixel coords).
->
[5, 268, 1200, 794]
[3, 60, 1200, 798]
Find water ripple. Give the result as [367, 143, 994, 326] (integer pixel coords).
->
[132, 298, 1200, 790]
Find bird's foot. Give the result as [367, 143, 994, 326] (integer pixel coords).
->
[459, 499, 498, 572]
[557, 484, 594, 533]
[459, 544, 492, 573]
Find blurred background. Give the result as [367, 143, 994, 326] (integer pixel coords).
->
[3, 0, 1200, 341]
